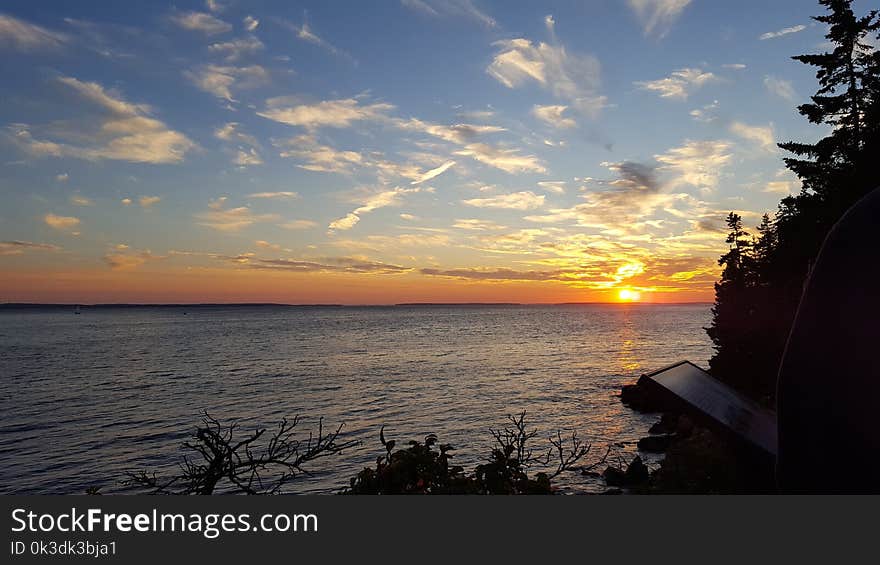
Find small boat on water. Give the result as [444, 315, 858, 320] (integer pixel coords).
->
[74, 305, 81, 315]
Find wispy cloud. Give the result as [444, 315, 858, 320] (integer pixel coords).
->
[627, 0, 692, 38]
[44, 213, 80, 231]
[0, 14, 68, 51]
[139, 195, 161, 208]
[764, 75, 796, 101]
[171, 11, 231, 35]
[258, 97, 394, 130]
[279, 17, 356, 63]
[208, 35, 264, 61]
[247, 191, 299, 200]
[0, 240, 60, 256]
[103, 248, 164, 270]
[9, 76, 195, 164]
[635, 68, 717, 100]
[759, 24, 806, 40]
[243, 16, 259, 32]
[532, 105, 576, 129]
[186, 64, 269, 102]
[329, 187, 425, 232]
[655, 140, 732, 192]
[401, 0, 496, 28]
[70, 195, 93, 206]
[411, 160, 455, 184]
[462, 191, 545, 210]
[454, 143, 545, 174]
[196, 197, 280, 231]
[487, 35, 606, 117]
[729, 121, 776, 153]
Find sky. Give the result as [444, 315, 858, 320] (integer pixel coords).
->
[0, 0, 869, 304]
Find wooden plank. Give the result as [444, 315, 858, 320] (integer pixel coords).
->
[638, 361, 778, 458]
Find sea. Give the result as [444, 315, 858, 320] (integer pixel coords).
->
[0, 303, 714, 494]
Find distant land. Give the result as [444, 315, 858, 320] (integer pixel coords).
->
[0, 302, 712, 309]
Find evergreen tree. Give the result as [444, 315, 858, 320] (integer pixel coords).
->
[706, 0, 880, 403]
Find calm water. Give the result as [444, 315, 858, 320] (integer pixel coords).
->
[0, 304, 713, 494]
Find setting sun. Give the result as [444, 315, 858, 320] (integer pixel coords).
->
[618, 289, 641, 302]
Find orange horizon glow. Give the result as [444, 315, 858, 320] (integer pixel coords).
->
[0, 264, 716, 305]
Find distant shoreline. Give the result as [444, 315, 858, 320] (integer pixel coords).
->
[0, 302, 713, 309]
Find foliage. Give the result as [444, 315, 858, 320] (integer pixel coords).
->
[707, 0, 880, 403]
[344, 412, 600, 495]
[126, 412, 356, 494]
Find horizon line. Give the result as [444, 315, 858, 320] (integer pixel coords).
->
[0, 301, 714, 307]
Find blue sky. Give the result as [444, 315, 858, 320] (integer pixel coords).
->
[0, 0, 872, 303]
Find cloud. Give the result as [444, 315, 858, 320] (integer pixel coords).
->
[394, 118, 506, 144]
[280, 219, 317, 230]
[0, 13, 68, 51]
[195, 197, 280, 231]
[454, 143, 546, 174]
[243, 16, 259, 32]
[274, 134, 365, 174]
[329, 187, 426, 232]
[764, 75, 796, 101]
[722, 63, 747, 70]
[121, 198, 133, 206]
[171, 11, 232, 35]
[103, 249, 163, 270]
[411, 160, 455, 184]
[487, 37, 606, 117]
[232, 148, 263, 166]
[258, 97, 394, 130]
[635, 68, 717, 100]
[452, 219, 507, 231]
[689, 100, 720, 123]
[208, 35, 264, 61]
[537, 181, 566, 194]
[70, 195, 93, 206]
[245, 256, 410, 274]
[255, 240, 281, 250]
[729, 121, 776, 153]
[764, 180, 797, 194]
[44, 213, 80, 231]
[55, 173, 69, 182]
[0, 240, 60, 256]
[9, 76, 195, 164]
[247, 191, 299, 199]
[139, 195, 161, 208]
[401, 0, 496, 28]
[759, 24, 806, 40]
[655, 140, 732, 191]
[532, 105, 576, 129]
[462, 191, 545, 210]
[421, 267, 570, 281]
[627, 0, 692, 38]
[186, 64, 269, 102]
[280, 18, 355, 63]
[214, 122, 259, 146]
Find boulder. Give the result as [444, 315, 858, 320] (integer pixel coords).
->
[638, 434, 675, 453]
[624, 456, 649, 485]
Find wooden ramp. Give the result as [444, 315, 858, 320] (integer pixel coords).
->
[638, 361, 777, 459]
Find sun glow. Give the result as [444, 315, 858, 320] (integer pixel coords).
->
[617, 288, 641, 302]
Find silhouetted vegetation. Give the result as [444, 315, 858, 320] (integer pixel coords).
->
[345, 412, 605, 494]
[126, 413, 356, 494]
[124, 412, 606, 495]
[708, 0, 880, 403]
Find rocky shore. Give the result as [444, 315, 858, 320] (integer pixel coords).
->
[603, 380, 776, 494]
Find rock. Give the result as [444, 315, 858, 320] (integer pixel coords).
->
[624, 456, 649, 485]
[620, 381, 666, 412]
[677, 414, 695, 438]
[649, 412, 680, 435]
[603, 456, 650, 487]
[581, 470, 602, 478]
[602, 466, 627, 487]
[638, 434, 675, 453]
